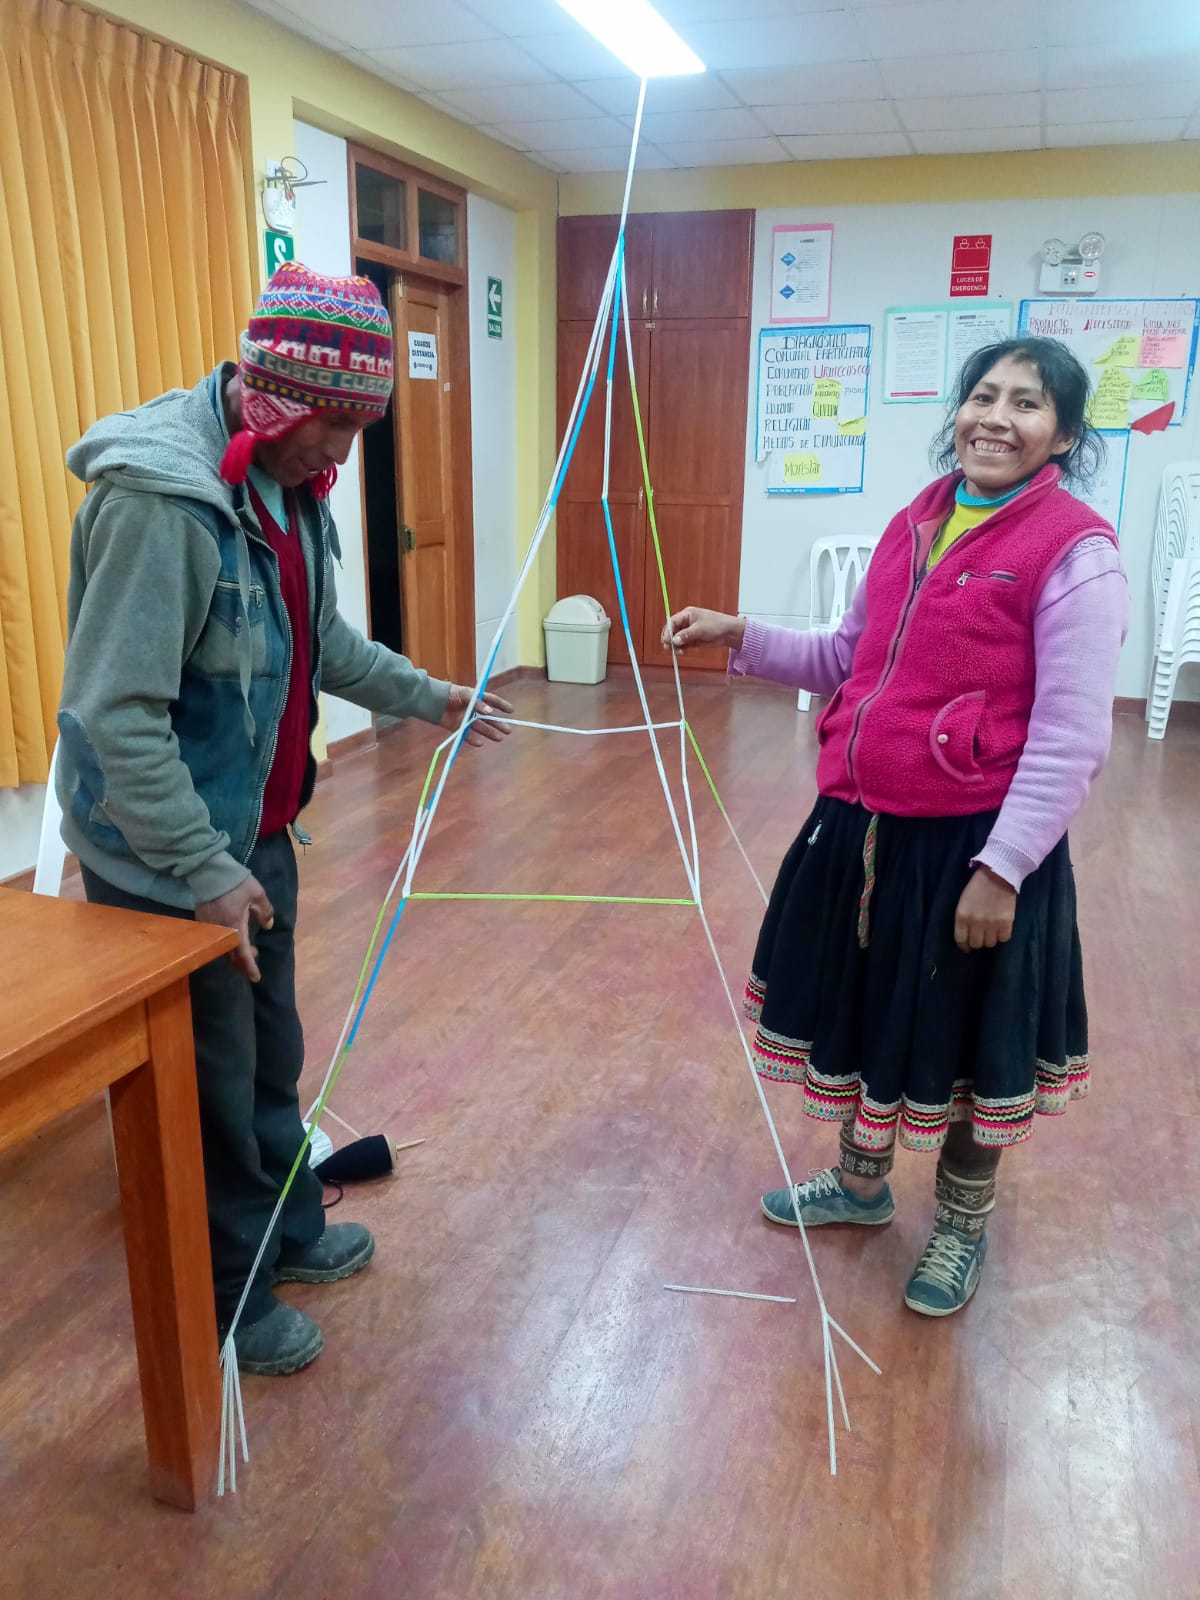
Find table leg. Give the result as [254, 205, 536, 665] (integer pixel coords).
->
[108, 978, 221, 1510]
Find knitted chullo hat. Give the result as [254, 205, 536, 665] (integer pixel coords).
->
[220, 261, 394, 498]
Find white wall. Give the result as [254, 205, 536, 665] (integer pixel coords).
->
[738, 193, 1200, 698]
[0, 784, 49, 882]
[467, 192, 519, 678]
[292, 120, 373, 746]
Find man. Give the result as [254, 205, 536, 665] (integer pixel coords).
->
[57, 263, 510, 1374]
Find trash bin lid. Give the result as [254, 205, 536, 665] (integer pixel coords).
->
[545, 594, 608, 625]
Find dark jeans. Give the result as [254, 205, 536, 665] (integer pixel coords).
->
[82, 831, 325, 1327]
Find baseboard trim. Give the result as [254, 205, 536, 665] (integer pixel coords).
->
[1114, 696, 1200, 725]
[315, 724, 378, 783]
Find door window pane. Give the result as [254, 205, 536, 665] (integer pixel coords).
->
[418, 188, 459, 264]
[356, 165, 406, 251]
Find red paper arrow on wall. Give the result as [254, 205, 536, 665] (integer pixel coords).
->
[1131, 401, 1175, 434]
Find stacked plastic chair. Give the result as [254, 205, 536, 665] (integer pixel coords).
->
[1147, 463, 1200, 740]
[797, 536, 879, 712]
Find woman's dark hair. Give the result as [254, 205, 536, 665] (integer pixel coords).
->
[931, 336, 1106, 490]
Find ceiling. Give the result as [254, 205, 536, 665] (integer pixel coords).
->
[244, 0, 1200, 172]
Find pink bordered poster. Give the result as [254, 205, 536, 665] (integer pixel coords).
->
[770, 223, 833, 325]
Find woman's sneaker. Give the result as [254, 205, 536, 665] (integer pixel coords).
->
[904, 1225, 987, 1316]
[761, 1166, 895, 1228]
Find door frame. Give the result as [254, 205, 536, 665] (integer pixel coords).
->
[348, 143, 476, 687]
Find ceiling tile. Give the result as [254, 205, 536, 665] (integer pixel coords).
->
[719, 61, 888, 105]
[537, 144, 678, 172]
[517, 29, 642, 79]
[356, 39, 553, 91]
[1045, 0, 1199, 47]
[910, 127, 1042, 154]
[680, 12, 869, 71]
[431, 82, 609, 123]
[635, 106, 767, 143]
[244, 0, 346, 52]
[862, 1, 1043, 59]
[876, 49, 1041, 99]
[658, 0, 841, 21]
[656, 135, 792, 166]
[896, 92, 1043, 132]
[462, 0, 574, 32]
[1047, 84, 1200, 125]
[780, 131, 912, 160]
[273, 0, 495, 51]
[577, 75, 739, 116]
[488, 115, 633, 151]
[1047, 45, 1200, 90]
[759, 99, 897, 136]
[1045, 119, 1187, 148]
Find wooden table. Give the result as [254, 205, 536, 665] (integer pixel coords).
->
[0, 887, 236, 1510]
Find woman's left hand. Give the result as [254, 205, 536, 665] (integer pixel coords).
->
[954, 866, 1017, 952]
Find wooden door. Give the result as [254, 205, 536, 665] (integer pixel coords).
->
[643, 319, 749, 669]
[391, 274, 465, 684]
[650, 211, 753, 319]
[558, 215, 652, 322]
[557, 318, 651, 663]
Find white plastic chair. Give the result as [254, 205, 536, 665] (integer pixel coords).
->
[797, 535, 879, 712]
[1147, 463, 1200, 740]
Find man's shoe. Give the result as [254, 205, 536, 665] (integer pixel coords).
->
[761, 1166, 895, 1228]
[904, 1225, 987, 1317]
[275, 1222, 375, 1284]
[232, 1299, 324, 1375]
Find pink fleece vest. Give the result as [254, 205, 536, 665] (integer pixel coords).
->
[815, 464, 1116, 817]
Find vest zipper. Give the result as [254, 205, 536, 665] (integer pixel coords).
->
[845, 518, 925, 792]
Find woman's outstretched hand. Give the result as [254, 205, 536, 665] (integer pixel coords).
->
[662, 608, 746, 653]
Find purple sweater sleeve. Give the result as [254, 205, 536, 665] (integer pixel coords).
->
[728, 582, 868, 692]
[974, 537, 1128, 890]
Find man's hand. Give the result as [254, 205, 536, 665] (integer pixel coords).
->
[441, 686, 514, 747]
[196, 875, 275, 982]
[662, 607, 746, 654]
[954, 866, 1017, 953]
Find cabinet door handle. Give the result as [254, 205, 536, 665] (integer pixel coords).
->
[642, 288, 648, 316]
[653, 287, 659, 313]
[638, 485, 644, 510]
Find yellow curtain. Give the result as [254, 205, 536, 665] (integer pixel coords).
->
[0, 0, 254, 786]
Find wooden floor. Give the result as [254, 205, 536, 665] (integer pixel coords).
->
[2, 674, 1197, 1600]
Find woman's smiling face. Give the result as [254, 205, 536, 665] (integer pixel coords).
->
[953, 355, 1075, 497]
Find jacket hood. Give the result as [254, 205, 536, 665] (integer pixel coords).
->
[66, 364, 239, 523]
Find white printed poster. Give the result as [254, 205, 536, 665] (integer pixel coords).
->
[883, 303, 1014, 403]
[757, 324, 871, 494]
[408, 331, 438, 380]
[769, 223, 833, 325]
[1018, 299, 1199, 431]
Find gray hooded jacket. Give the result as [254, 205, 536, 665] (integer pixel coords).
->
[57, 363, 449, 909]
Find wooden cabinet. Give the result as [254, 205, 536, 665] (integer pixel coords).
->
[556, 211, 752, 669]
[557, 215, 652, 323]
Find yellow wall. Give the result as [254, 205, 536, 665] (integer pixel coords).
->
[91, 0, 560, 673]
[560, 143, 1200, 215]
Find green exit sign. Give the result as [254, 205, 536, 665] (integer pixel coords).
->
[265, 229, 294, 278]
[487, 276, 502, 339]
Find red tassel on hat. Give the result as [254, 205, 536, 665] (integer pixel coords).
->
[220, 428, 258, 486]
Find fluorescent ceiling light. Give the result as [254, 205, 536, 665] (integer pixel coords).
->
[552, 0, 705, 78]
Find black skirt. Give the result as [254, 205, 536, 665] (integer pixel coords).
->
[745, 797, 1089, 1151]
